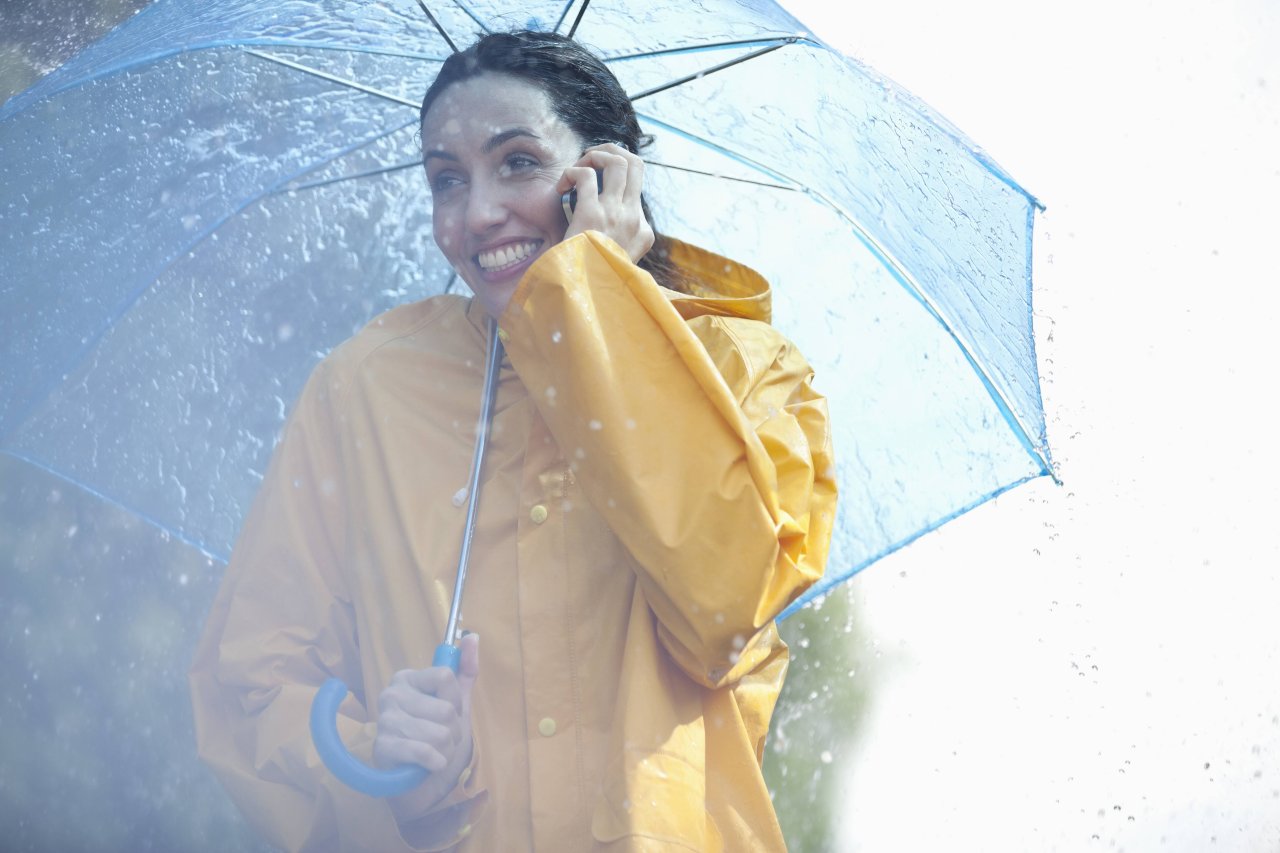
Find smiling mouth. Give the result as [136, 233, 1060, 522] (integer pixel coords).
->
[476, 240, 542, 273]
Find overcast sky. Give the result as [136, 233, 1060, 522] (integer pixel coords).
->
[779, 0, 1280, 849]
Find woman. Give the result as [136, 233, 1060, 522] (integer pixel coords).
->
[190, 30, 835, 852]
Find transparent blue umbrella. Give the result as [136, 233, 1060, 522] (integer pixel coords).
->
[0, 0, 1053, 621]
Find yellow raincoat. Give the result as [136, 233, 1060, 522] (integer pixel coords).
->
[190, 232, 836, 851]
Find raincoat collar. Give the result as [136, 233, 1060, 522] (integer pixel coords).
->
[663, 237, 772, 325]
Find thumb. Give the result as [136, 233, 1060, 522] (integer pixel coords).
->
[457, 632, 480, 699]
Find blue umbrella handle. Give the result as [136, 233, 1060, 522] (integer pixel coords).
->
[309, 643, 460, 798]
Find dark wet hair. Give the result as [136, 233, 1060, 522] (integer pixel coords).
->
[420, 31, 685, 291]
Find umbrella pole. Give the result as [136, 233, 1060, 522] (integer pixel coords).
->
[434, 316, 503, 668]
[310, 318, 505, 797]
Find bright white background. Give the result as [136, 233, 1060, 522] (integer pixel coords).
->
[779, 1, 1280, 850]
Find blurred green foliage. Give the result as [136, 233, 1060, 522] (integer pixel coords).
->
[767, 587, 876, 852]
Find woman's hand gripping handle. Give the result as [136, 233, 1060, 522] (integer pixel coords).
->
[310, 633, 480, 800]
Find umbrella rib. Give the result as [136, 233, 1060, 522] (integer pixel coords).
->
[628, 38, 798, 102]
[275, 159, 424, 194]
[566, 0, 592, 38]
[803, 182, 1054, 476]
[270, 155, 796, 197]
[646, 114, 1049, 474]
[450, 0, 493, 34]
[552, 0, 577, 34]
[243, 49, 420, 108]
[643, 160, 798, 192]
[636, 113, 800, 188]
[270, 152, 796, 196]
[606, 35, 817, 64]
[226, 40, 445, 61]
[0, 42, 447, 123]
[415, 0, 459, 53]
[612, 36, 1038, 210]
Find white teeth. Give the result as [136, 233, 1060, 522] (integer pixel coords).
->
[477, 241, 539, 271]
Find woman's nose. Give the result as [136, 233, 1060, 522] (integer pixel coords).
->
[464, 179, 509, 233]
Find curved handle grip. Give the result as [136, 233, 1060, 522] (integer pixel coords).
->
[309, 644, 459, 798]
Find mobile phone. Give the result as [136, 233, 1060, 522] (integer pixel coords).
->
[561, 168, 605, 221]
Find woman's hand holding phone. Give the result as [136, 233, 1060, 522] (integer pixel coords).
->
[558, 142, 655, 263]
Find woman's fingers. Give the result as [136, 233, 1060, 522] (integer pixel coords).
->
[373, 636, 481, 777]
[401, 666, 464, 713]
[458, 632, 480, 685]
[560, 143, 654, 262]
[560, 164, 601, 207]
[564, 145, 630, 200]
[621, 150, 645, 208]
[374, 732, 449, 772]
[593, 149, 630, 203]
[379, 705, 456, 747]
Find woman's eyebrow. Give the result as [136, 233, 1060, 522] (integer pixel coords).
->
[423, 128, 541, 165]
[484, 127, 539, 152]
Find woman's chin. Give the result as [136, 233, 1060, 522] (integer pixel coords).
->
[467, 275, 519, 320]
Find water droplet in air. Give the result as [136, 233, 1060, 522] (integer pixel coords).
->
[820, 750, 832, 764]
[551, 329, 562, 343]
[589, 419, 603, 430]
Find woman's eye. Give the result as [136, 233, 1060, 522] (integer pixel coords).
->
[430, 173, 462, 193]
[500, 153, 539, 175]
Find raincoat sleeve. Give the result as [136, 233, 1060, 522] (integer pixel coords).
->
[499, 232, 836, 689]
[189, 358, 482, 853]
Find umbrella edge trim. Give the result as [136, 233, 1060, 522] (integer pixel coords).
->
[0, 448, 231, 563]
[778, 468, 1050, 620]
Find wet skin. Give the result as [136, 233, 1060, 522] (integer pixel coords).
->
[421, 71, 654, 319]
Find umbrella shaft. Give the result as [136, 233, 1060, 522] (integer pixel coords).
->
[442, 318, 504, 646]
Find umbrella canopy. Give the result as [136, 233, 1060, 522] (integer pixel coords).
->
[0, 0, 1052, 610]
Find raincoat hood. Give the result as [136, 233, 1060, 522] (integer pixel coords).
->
[663, 237, 773, 325]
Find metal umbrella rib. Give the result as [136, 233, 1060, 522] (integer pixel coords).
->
[625, 38, 800, 102]
[643, 107, 1055, 479]
[243, 49, 427, 108]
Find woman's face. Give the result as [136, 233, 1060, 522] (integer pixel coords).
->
[421, 72, 585, 319]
